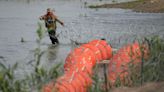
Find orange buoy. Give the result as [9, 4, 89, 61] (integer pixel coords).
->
[57, 81, 75, 92]
[55, 70, 91, 92]
[80, 47, 96, 66]
[89, 39, 113, 60]
[90, 42, 108, 61]
[64, 55, 93, 74]
[56, 75, 76, 92]
[108, 42, 149, 85]
[82, 44, 102, 62]
[55, 83, 67, 92]
[64, 47, 85, 70]
[89, 39, 108, 46]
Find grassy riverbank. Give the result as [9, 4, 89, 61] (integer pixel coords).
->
[89, 0, 164, 13]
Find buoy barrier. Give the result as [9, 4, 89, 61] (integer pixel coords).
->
[54, 71, 92, 92]
[108, 42, 149, 85]
[64, 39, 112, 72]
[64, 48, 96, 74]
[43, 39, 113, 92]
[89, 39, 112, 60]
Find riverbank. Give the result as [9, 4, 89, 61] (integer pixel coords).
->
[89, 0, 164, 13]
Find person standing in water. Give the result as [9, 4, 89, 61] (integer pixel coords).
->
[40, 8, 64, 44]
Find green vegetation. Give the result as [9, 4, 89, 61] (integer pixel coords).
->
[140, 36, 164, 83]
[0, 63, 27, 92]
[0, 59, 62, 92]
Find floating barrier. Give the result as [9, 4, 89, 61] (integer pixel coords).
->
[43, 39, 113, 92]
[42, 40, 149, 92]
[108, 42, 149, 85]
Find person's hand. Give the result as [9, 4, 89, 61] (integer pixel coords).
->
[39, 16, 43, 20]
[61, 22, 64, 26]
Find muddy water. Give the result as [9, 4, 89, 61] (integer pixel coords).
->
[0, 0, 164, 74]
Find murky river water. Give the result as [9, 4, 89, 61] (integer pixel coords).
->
[0, 0, 164, 75]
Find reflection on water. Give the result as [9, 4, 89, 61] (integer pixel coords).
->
[47, 45, 59, 62]
[0, 0, 164, 75]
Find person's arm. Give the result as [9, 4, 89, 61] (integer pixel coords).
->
[53, 15, 64, 26]
[39, 15, 46, 20]
[56, 18, 64, 26]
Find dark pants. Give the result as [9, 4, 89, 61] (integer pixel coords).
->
[48, 30, 59, 44]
